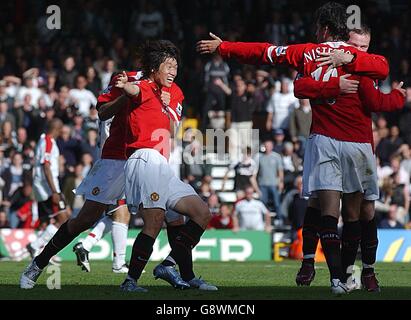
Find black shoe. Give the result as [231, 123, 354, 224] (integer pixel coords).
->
[73, 243, 90, 272]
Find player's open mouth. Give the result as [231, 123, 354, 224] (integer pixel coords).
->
[166, 77, 174, 84]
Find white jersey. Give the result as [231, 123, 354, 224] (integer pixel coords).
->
[33, 134, 61, 202]
[234, 199, 268, 231]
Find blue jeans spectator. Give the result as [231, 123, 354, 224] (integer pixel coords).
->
[260, 185, 284, 220]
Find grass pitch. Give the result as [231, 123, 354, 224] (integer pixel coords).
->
[0, 260, 410, 300]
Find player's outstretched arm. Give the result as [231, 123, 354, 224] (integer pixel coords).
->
[359, 78, 406, 112]
[197, 33, 308, 68]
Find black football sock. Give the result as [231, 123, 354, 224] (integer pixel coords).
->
[35, 222, 76, 269]
[341, 220, 361, 282]
[127, 232, 155, 281]
[169, 220, 205, 281]
[162, 225, 185, 267]
[360, 218, 378, 274]
[320, 215, 343, 281]
[302, 207, 322, 265]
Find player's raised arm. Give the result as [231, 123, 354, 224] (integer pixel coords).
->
[359, 78, 406, 112]
[197, 32, 308, 69]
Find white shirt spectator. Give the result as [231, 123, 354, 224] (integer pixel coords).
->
[235, 198, 268, 231]
[69, 88, 97, 117]
[16, 86, 42, 108]
[267, 91, 298, 130]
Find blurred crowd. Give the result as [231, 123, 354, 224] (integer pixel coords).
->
[0, 0, 410, 232]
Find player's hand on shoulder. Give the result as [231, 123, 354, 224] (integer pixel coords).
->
[196, 32, 223, 55]
[316, 50, 354, 68]
[339, 74, 359, 94]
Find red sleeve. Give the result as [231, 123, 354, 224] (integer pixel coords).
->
[43, 135, 52, 164]
[294, 75, 340, 99]
[359, 77, 405, 112]
[218, 41, 309, 70]
[343, 50, 389, 80]
[96, 75, 123, 108]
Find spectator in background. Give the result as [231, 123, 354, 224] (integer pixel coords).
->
[280, 175, 307, 231]
[8, 183, 34, 228]
[83, 106, 99, 132]
[273, 129, 285, 154]
[0, 210, 10, 228]
[58, 56, 78, 88]
[379, 204, 405, 229]
[207, 193, 221, 215]
[133, 3, 164, 39]
[69, 75, 97, 117]
[399, 87, 411, 145]
[0, 79, 14, 109]
[289, 99, 312, 143]
[233, 186, 271, 232]
[81, 153, 94, 178]
[208, 204, 234, 230]
[0, 100, 15, 130]
[72, 113, 84, 141]
[222, 147, 259, 193]
[183, 140, 208, 191]
[377, 126, 403, 166]
[227, 79, 256, 161]
[57, 125, 81, 171]
[15, 75, 42, 109]
[81, 129, 99, 162]
[99, 59, 115, 90]
[86, 66, 101, 97]
[202, 54, 230, 130]
[0, 152, 27, 201]
[62, 163, 85, 218]
[282, 142, 302, 191]
[389, 172, 410, 225]
[266, 78, 298, 134]
[256, 140, 284, 220]
[253, 70, 271, 112]
[399, 144, 411, 179]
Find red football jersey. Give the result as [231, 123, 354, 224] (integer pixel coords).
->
[293, 75, 405, 148]
[97, 71, 142, 160]
[218, 41, 390, 143]
[126, 79, 184, 159]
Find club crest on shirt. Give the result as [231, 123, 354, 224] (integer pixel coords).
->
[275, 46, 288, 56]
[92, 187, 100, 195]
[150, 192, 160, 201]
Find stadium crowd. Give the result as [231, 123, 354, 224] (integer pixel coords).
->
[0, 0, 410, 233]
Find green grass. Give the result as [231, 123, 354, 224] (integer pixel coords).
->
[0, 260, 410, 300]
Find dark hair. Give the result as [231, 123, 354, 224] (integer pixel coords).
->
[315, 2, 349, 41]
[137, 40, 180, 78]
[350, 23, 371, 36]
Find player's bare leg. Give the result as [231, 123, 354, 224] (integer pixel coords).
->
[296, 197, 320, 286]
[317, 190, 349, 294]
[341, 192, 363, 290]
[359, 200, 380, 292]
[20, 200, 107, 289]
